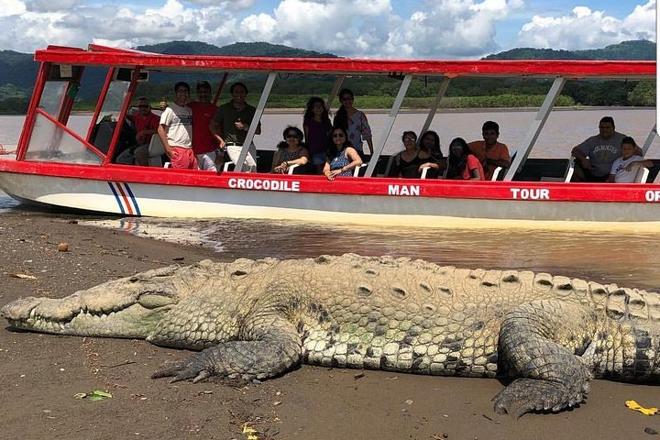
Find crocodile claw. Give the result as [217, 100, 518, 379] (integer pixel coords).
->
[152, 357, 212, 383]
[492, 378, 589, 418]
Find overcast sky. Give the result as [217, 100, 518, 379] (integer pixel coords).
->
[0, 0, 655, 57]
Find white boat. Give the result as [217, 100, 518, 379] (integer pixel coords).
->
[0, 44, 657, 228]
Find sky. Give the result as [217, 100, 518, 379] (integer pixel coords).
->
[0, 0, 655, 58]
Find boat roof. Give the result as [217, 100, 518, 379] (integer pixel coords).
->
[33, 44, 655, 79]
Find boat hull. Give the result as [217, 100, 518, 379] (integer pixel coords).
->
[2, 169, 660, 229]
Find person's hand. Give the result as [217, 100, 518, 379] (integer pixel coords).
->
[625, 162, 638, 172]
[164, 146, 175, 159]
[273, 163, 288, 174]
[578, 157, 591, 170]
[418, 162, 432, 172]
[234, 119, 247, 131]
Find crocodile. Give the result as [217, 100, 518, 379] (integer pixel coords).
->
[2, 254, 658, 417]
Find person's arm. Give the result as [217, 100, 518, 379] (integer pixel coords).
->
[323, 161, 334, 181]
[157, 124, 173, 158]
[572, 143, 591, 169]
[625, 158, 654, 171]
[271, 150, 282, 172]
[470, 168, 482, 180]
[342, 147, 363, 173]
[360, 112, 373, 155]
[209, 110, 226, 148]
[467, 155, 482, 180]
[486, 148, 511, 168]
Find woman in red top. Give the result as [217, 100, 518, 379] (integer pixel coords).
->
[446, 137, 484, 181]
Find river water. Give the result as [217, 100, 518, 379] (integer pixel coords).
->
[1, 109, 660, 291]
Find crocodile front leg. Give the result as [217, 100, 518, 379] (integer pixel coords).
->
[152, 316, 302, 383]
[493, 300, 597, 417]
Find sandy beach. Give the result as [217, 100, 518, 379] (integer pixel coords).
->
[0, 209, 658, 440]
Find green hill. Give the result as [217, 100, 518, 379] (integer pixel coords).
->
[485, 40, 655, 60]
[137, 41, 336, 58]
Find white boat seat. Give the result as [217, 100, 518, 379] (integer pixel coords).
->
[225, 145, 257, 172]
[354, 163, 367, 177]
[635, 166, 650, 183]
[147, 135, 166, 167]
[490, 149, 517, 181]
[564, 156, 576, 182]
[420, 166, 431, 179]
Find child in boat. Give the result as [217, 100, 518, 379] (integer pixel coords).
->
[446, 137, 485, 181]
[607, 136, 653, 183]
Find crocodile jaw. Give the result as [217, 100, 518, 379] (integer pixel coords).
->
[1, 296, 171, 339]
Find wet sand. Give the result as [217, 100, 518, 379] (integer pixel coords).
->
[0, 210, 658, 440]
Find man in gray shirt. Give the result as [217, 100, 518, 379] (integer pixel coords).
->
[571, 116, 639, 182]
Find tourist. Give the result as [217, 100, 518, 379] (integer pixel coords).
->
[189, 81, 220, 171]
[607, 136, 653, 183]
[571, 116, 641, 182]
[468, 121, 511, 180]
[446, 137, 484, 180]
[417, 130, 445, 178]
[323, 127, 362, 181]
[333, 88, 373, 157]
[271, 127, 310, 174]
[125, 97, 159, 166]
[303, 96, 333, 174]
[157, 82, 196, 169]
[388, 131, 424, 178]
[210, 82, 261, 169]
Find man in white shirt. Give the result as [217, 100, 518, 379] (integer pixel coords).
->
[607, 136, 653, 183]
[158, 82, 196, 169]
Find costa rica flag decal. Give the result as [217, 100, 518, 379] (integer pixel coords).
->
[108, 182, 141, 216]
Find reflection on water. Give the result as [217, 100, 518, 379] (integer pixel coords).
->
[82, 217, 660, 291]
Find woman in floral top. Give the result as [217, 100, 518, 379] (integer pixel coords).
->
[333, 88, 373, 157]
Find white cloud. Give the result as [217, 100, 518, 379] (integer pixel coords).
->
[385, 0, 523, 57]
[517, 1, 656, 49]
[26, 0, 80, 12]
[0, 0, 27, 17]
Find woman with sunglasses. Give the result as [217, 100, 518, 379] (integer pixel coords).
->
[323, 127, 363, 181]
[446, 137, 484, 180]
[388, 131, 424, 178]
[271, 126, 310, 174]
[333, 88, 373, 156]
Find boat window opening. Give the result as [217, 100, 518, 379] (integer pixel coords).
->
[89, 76, 131, 156]
[24, 111, 102, 165]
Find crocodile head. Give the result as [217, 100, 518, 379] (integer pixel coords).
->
[1, 265, 195, 339]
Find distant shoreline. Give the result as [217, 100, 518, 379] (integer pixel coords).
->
[0, 105, 653, 117]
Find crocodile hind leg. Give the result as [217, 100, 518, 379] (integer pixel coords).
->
[493, 300, 597, 417]
[152, 317, 302, 383]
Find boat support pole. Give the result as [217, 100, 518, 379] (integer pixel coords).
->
[418, 77, 450, 141]
[642, 123, 656, 155]
[327, 75, 345, 109]
[504, 76, 566, 181]
[365, 74, 412, 177]
[235, 71, 276, 171]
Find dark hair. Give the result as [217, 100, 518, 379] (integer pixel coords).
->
[482, 121, 499, 134]
[174, 81, 190, 92]
[304, 97, 331, 125]
[197, 81, 212, 91]
[326, 126, 352, 159]
[230, 82, 248, 94]
[420, 130, 442, 158]
[282, 126, 304, 141]
[621, 136, 636, 147]
[401, 131, 417, 142]
[446, 137, 469, 179]
[333, 88, 355, 131]
[599, 116, 615, 127]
